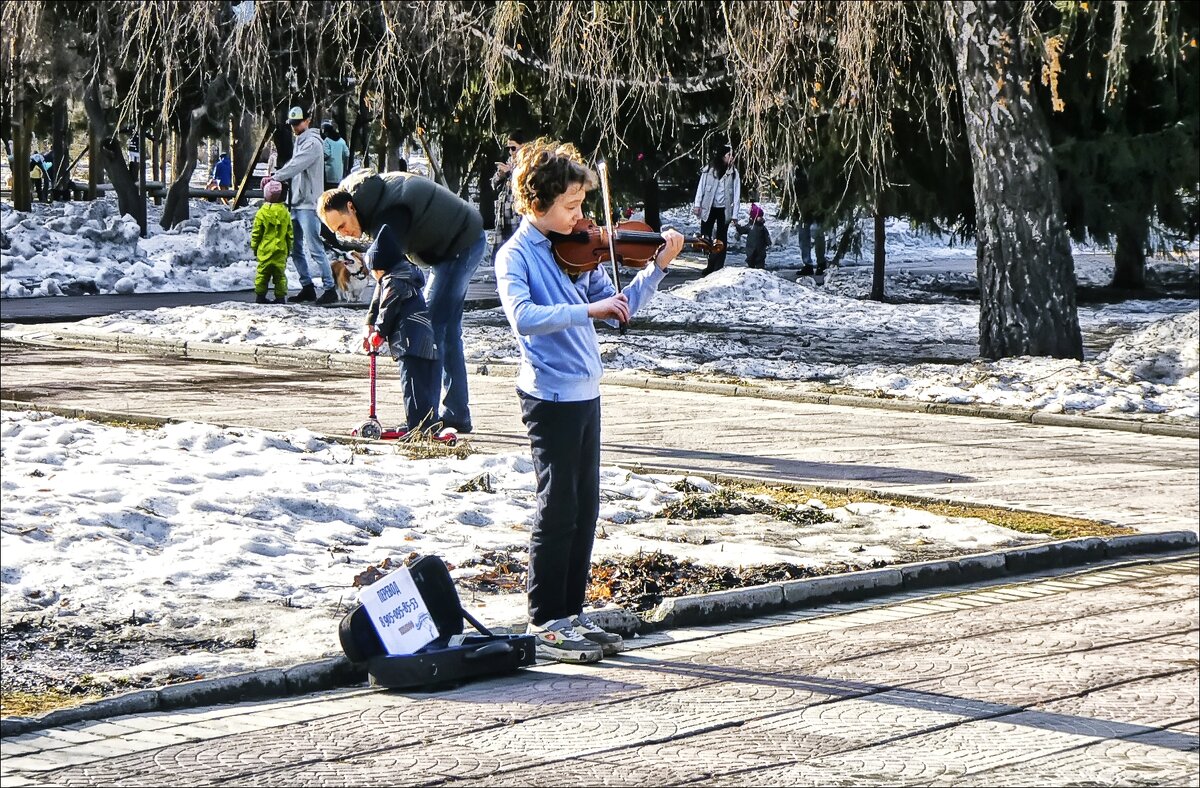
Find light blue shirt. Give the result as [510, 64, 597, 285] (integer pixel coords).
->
[496, 217, 668, 402]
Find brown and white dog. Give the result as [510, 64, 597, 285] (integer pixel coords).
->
[330, 251, 373, 303]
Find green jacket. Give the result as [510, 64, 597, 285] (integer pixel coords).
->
[251, 202, 293, 261]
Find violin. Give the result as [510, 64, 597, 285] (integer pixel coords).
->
[549, 217, 725, 276]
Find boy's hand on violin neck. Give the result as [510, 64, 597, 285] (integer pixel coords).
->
[655, 228, 686, 270]
[588, 293, 630, 323]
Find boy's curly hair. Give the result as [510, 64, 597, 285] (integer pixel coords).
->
[512, 138, 598, 216]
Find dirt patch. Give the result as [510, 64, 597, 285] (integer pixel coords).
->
[0, 616, 256, 717]
[726, 481, 1131, 540]
[659, 481, 834, 526]
[585, 551, 889, 611]
[450, 548, 890, 613]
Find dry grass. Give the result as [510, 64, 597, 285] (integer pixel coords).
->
[389, 435, 475, 461]
[1, 689, 102, 718]
[729, 481, 1133, 540]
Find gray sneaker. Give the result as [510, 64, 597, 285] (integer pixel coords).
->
[572, 612, 624, 656]
[527, 618, 604, 663]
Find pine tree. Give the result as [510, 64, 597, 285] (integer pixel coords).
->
[1045, 1, 1200, 290]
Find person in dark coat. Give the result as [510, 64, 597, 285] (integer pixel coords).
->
[318, 168, 487, 434]
[735, 203, 770, 269]
[792, 165, 826, 275]
[362, 224, 439, 433]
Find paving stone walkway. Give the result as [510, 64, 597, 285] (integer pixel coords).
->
[2, 557, 1196, 786]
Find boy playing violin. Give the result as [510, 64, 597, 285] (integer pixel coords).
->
[495, 139, 684, 663]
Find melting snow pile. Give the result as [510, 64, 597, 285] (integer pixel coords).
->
[1, 199, 271, 297]
[1, 200, 144, 297]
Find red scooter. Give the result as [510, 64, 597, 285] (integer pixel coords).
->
[352, 347, 458, 445]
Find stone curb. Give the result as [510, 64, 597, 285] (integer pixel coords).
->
[3, 534, 1194, 738]
[3, 325, 1196, 439]
[626, 533, 1198, 631]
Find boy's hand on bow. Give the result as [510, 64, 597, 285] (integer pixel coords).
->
[588, 293, 630, 323]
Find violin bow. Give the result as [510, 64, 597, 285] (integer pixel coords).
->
[596, 161, 628, 335]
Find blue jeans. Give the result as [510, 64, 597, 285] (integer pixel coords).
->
[425, 231, 486, 430]
[291, 209, 334, 289]
[798, 220, 826, 268]
[398, 355, 439, 431]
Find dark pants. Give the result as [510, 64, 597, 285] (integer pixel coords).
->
[398, 356, 439, 431]
[700, 206, 730, 276]
[799, 213, 827, 270]
[519, 391, 601, 625]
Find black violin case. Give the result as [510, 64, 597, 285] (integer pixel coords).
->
[338, 554, 536, 689]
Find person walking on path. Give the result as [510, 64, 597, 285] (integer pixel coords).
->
[317, 168, 487, 434]
[250, 178, 292, 304]
[495, 138, 685, 663]
[208, 152, 233, 205]
[692, 143, 741, 276]
[29, 152, 48, 203]
[791, 164, 827, 276]
[361, 224, 440, 434]
[321, 121, 351, 191]
[269, 106, 338, 304]
[490, 130, 528, 262]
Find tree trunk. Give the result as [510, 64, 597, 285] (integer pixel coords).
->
[51, 94, 70, 201]
[333, 91, 349, 159]
[11, 84, 32, 211]
[384, 100, 404, 172]
[350, 89, 371, 169]
[1110, 224, 1148, 290]
[870, 211, 886, 302]
[81, 75, 141, 221]
[161, 76, 234, 229]
[232, 124, 273, 210]
[272, 120, 293, 168]
[135, 124, 147, 236]
[88, 123, 101, 200]
[476, 154, 495, 231]
[161, 107, 200, 229]
[944, 1, 1083, 360]
[231, 110, 256, 192]
[150, 125, 162, 205]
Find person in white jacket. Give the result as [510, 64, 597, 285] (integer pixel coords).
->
[270, 106, 337, 304]
[692, 143, 741, 276]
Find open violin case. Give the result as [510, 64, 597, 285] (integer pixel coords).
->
[339, 555, 537, 689]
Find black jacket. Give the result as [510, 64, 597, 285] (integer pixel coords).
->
[364, 226, 436, 361]
[341, 169, 483, 265]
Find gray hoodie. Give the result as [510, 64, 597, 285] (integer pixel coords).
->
[271, 127, 324, 210]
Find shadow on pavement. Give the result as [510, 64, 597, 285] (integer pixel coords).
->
[609, 655, 1200, 753]
[603, 440, 973, 485]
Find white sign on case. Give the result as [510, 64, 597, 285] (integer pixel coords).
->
[359, 565, 439, 655]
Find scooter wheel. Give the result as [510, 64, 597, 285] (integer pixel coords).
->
[358, 420, 383, 440]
